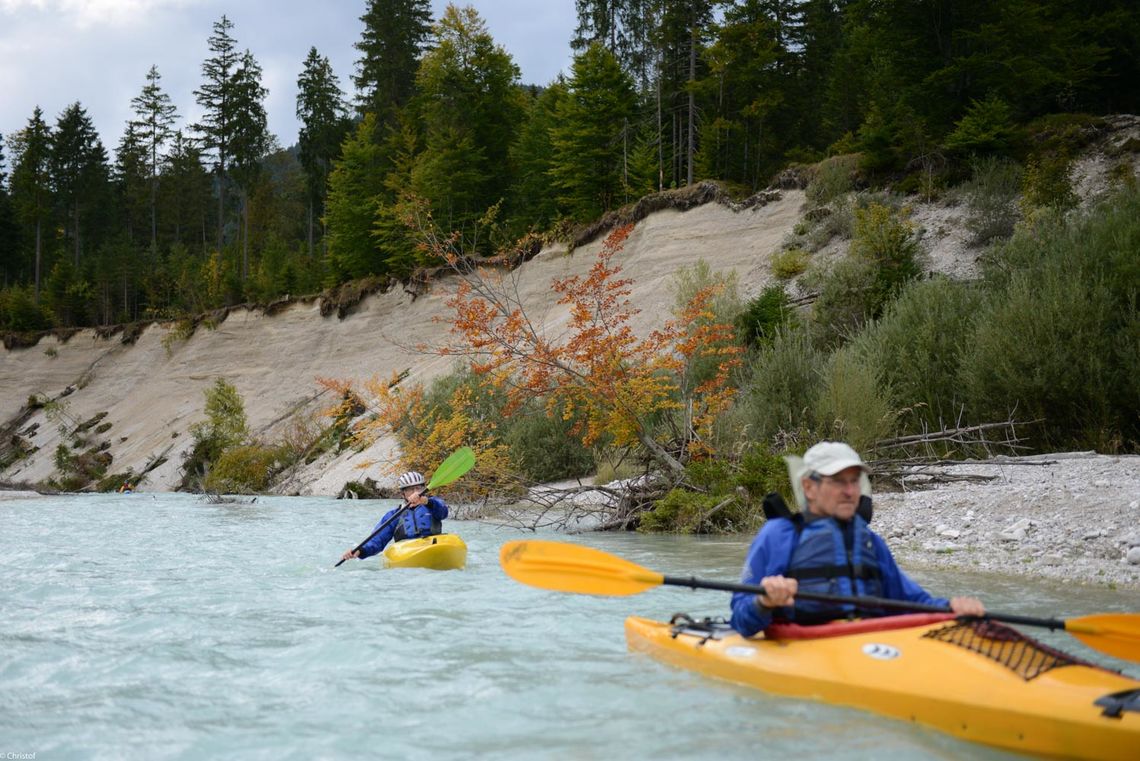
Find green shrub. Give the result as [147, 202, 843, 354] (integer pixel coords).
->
[853, 277, 983, 432]
[735, 327, 825, 441]
[736, 447, 794, 506]
[850, 203, 924, 308]
[804, 255, 878, 349]
[504, 399, 595, 483]
[204, 444, 282, 494]
[736, 285, 795, 348]
[943, 94, 1018, 157]
[0, 285, 52, 332]
[593, 454, 641, 485]
[806, 154, 858, 208]
[183, 378, 249, 486]
[639, 488, 726, 533]
[811, 347, 896, 454]
[964, 188, 1140, 449]
[1020, 154, 1078, 214]
[961, 157, 1023, 244]
[770, 248, 810, 280]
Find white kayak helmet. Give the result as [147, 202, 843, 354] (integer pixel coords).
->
[397, 471, 426, 490]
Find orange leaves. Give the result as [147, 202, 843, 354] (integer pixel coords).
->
[440, 223, 742, 465]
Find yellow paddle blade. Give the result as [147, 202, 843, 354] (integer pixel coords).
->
[1065, 613, 1140, 663]
[499, 539, 664, 596]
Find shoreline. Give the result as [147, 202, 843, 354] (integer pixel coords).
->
[870, 452, 1140, 590]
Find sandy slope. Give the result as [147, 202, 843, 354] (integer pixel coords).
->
[0, 191, 804, 492]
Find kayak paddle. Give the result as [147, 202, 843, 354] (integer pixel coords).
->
[499, 539, 1140, 664]
[334, 447, 476, 567]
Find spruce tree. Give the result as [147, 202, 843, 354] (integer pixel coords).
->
[8, 108, 53, 302]
[194, 15, 240, 255]
[549, 43, 637, 221]
[130, 65, 178, 254]
[229, 49, 273, 282]
[324, 115, 387, 281]
[296, 47, 350, 258]
[353, 0, 433, 125]
[51, 102, 110, 268]
[411, 5, 524, 240]
[0, 135, 23, 285]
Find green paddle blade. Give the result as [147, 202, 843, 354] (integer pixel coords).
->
[427, 446, 476, 490]
[499, 539, 664, 596]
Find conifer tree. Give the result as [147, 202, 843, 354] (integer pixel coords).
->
[0, 135, 23, 285]
[509, 82, 567, 230]
[8, 108, 53, 302]
[353, 0, 433, 125]
[324, 115, 387, 281]
[229, 49, 273, 281]
[296, 47, 350, 258]
[160, 131, 211, 250]
[114, 123, 151, 251]
[130, 65, 178, 254]
[51, 102, 109, 268]
[194, 15, 240, 255]
[411, 5, 524, 239]
[549, 43, 637, 222]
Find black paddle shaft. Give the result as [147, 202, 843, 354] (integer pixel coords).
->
[660, 575, 1068, 631]
[333, 501, 414, 568]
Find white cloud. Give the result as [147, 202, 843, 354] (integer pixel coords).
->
[0, 0, 199, 29]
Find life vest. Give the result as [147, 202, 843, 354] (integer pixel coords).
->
[781, 512, 885, 624]
[392, 504, 442, 542]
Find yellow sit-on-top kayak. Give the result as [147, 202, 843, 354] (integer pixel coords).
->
[382, 534, 467, 570]
[625, 613, 1140, 760]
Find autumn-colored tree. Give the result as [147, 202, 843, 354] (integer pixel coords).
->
[437, 224, 742, 477]
[316, 372, 510, 498]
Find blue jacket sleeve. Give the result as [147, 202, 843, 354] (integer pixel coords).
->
[730, 520, 796, 637]
[871, 533, 950, 608]
[358, 507, 400, 559]
[427, 496, 448, 521]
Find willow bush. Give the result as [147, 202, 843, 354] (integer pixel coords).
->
[962, 187, 1140, 450]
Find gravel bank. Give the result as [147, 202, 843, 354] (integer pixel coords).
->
[871, 453, 1140, 590]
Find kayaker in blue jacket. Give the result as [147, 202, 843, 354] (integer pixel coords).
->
[730, 441, 984, 637]
[340, 471, 450, 562]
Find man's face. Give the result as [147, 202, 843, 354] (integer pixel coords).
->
[401, 486, 422, 501]
[802, 465, 863, 520]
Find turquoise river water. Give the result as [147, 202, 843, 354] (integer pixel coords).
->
[2, 493, 1137, 760]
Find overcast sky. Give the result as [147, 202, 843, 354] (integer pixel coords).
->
[0, 0, 577, 159]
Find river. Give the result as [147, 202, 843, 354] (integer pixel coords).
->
[2, 493, 1136, 759]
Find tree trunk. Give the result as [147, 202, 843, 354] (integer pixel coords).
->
[637, 428, 686, 479]
[656, 53, 664, 192]
[687, 20, 696, 187]
[307, 200, 314, 258]
[34, 220, 41, 303]
[242, 190, 249, 281]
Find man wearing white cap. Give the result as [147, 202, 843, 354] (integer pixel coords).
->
[730, 441, 984, 637]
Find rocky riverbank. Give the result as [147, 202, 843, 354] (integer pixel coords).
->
[871, 452, 1140, 590]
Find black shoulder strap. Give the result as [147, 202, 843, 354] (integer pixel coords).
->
[762, 492, 793, 521]
[857, 495, 873, 523]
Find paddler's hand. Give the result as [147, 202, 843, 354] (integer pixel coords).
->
[949, 596, 985, 617]
[341, 549, 361, 561]
[405, 488, 428, 507]
[758, 575, 797, 609]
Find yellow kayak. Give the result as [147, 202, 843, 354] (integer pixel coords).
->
[382, 534, 467, 570]
[625, 614, 1140, 760]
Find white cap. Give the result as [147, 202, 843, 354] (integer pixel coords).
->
[802, 441, 869, 477]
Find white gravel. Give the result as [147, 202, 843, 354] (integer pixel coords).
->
[870, 452, 1140, 590]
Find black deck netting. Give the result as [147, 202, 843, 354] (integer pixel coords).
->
[922, 619, 1105, 681]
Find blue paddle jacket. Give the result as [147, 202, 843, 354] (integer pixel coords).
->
[358, 496, 449, 558]
[730, 512, 949, 637]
